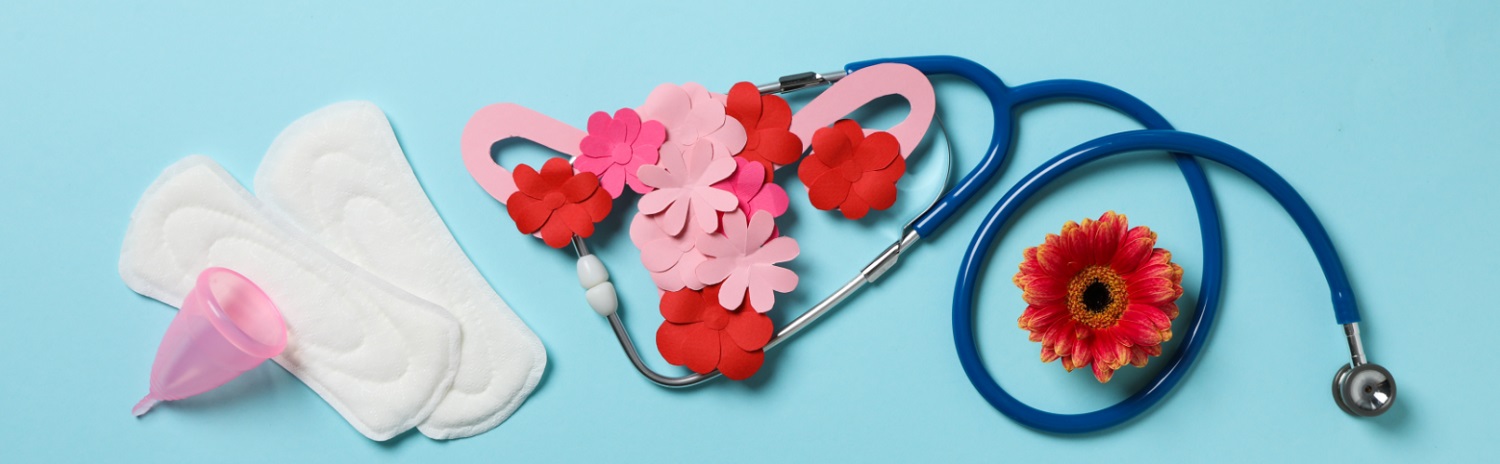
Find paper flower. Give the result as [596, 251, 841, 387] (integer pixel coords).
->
[630, 212, 713, 291]
[713, 157, 789, 219]
[637, 142, 739, 235]
[1014, 212, 1183, 383]
[797, 119, 906, 220]
[575, 108, 666, 197]
[636, 82, 747, 158]
[656, 284, 773, 380]
[696, 210, 799, 312]
[506, 158, 613, 248]
[725, 81, 802, 182]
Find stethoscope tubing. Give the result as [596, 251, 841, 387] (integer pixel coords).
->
[953, 129, 1358, 433]
[849, 55, 1233, 434]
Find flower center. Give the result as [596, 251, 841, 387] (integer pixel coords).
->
[702, 305, 730, 330]
[1066, 265, 1129, 329]
[541, 192, 566, 210]
[609, 144, 633, 164]
[839, 162, 863, 182]
[1081, 282, 1112, 312]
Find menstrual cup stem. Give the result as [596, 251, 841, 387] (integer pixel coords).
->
[132, 396, 160, 417]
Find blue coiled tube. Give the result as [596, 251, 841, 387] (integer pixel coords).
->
[952, 130, 1359, 433]
[844, 56, 1229, 432]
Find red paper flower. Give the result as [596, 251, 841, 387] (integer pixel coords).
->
[506, 157, 613, 248]
[1014, 212, 1183, 383]
[797, 119, 906, 220]
[656, 284, 773, 380]
[725, 81, 802, 182]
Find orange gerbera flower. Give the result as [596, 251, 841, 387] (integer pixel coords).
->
[1014, 211, 1183, 382]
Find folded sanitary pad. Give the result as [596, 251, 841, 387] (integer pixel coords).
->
[255, 102, 546, 439]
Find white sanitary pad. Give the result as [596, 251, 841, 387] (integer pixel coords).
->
[254, 101, 546, 439]
[119, 156, 461, 441]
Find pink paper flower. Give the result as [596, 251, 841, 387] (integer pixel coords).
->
[630, 212, 712, 291]
[637, 142, 739, 235]
[713, 157, 789, 219]
[696, 210, 800, 312]
[637, 83, 747, 158]
[576, 108, 666, 197]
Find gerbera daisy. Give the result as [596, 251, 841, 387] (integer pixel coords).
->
[1014, 211, 1183, 382]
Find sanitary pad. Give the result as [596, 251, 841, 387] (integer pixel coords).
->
[254, 102, 546, 439]
[120, 156, 461, 441]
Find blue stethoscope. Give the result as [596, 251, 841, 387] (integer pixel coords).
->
[596, 55, 1395, 433]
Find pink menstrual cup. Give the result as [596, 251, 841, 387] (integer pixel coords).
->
[133, 267, 287, 416]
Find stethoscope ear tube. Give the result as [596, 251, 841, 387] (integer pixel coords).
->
[952, 130, 1393, 433]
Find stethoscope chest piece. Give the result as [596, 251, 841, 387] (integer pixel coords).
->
[1333, 362, 1396, 417]
[1333, 322, 1396, 416]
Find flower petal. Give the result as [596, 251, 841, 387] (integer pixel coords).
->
[581, 187, 612, 222]
[761, 94, 793, 130]
[636, 120, 667, 152]
[1127, 277, 1181, 305]
[657, 195, 690, 235]
[695, 231, 738, 259]
[677, 250, 710, 290]
[511, 163, 549, 198]
[1124, 303, 1173, 331]
[725, 82, 762, 129]
[834, 119, 864, 144]
[753, 236, 800, 264]
[1091, 360, 1117, 383]
[752, 265, 798, 304]
[1111, 227, 1158, 274]
[695, 257, 736, 289]
[857, 131, 901, 171]
[637, 188, 675, 215]
[560, 172, 601, 202]
[650, 266, 687, 292]
[716, 333, 764, 381]
[682, 324, 722, 374]
[758, 130, 803, 167]
[747, 182, 789, 217]
[797, 153, 832, 188]
[839, 192, 871, 220]
[640, 238, 684, 272]
[572, 152, 613, 175]
[700, 153, 739, 185]
[717, 269, 750, 310]
[660, 289, 705, 324]
[744, 210, 777, 246]
[810, 124, 853, 168]
[1113, 318, 1163, 346]
[538, 216, 573, 248]
[506, 193, 551, 234]
[554, 203, 595, 238]
[724, 309, 773, 351]
[808, 172, 852, 211]
[852, 176, 899, 211]
[539, 157, 575, 186]
[698, 187, 741, 213]
[616, 107, 641, 142]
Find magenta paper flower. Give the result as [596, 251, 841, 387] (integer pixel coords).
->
[576, 108, 666, 197]
[636, 82, 746, 158]
[713, 157, 789, 219]
[629, 212, 712, 291]
[696, 210, 800, 312]
[637, 142, 739, 235]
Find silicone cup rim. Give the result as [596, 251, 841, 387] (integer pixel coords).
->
[193, 267, 287, 360]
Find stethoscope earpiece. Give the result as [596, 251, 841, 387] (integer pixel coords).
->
[1333, 362, 1396, 417]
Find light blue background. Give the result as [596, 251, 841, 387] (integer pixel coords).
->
[2, 1, 1494, 461]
